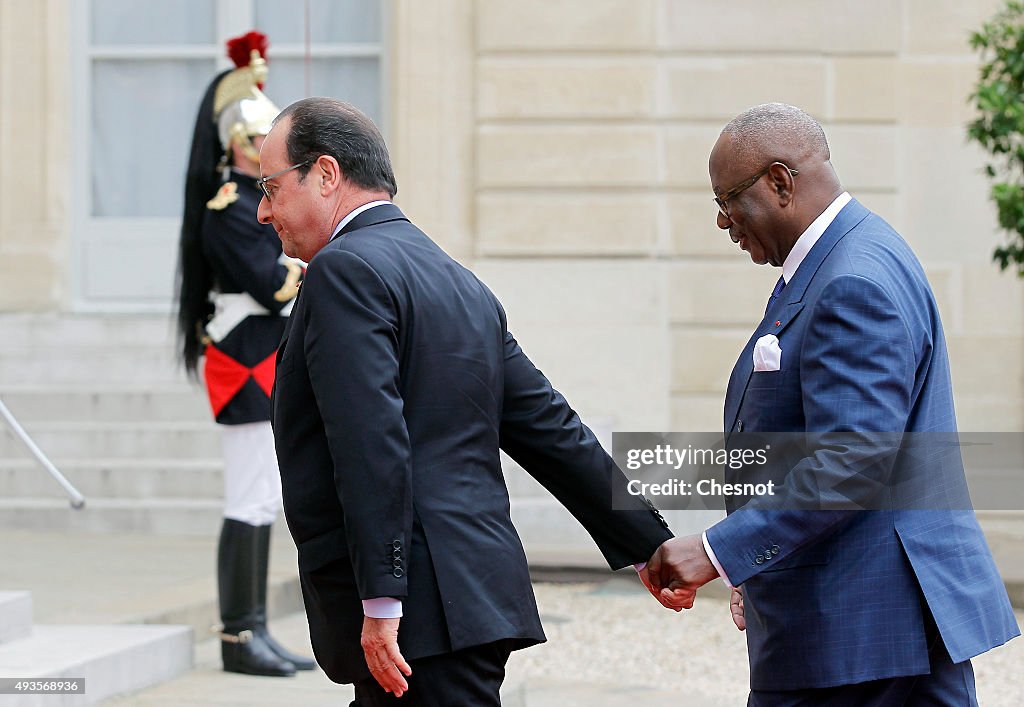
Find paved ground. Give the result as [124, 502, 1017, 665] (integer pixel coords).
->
[104, 578, 1024, 706]
[1, 528, 1022, 705]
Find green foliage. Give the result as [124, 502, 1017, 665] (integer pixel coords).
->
[968, 0, 1024, 277]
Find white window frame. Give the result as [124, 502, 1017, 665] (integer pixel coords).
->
[70, 0, 390, 312]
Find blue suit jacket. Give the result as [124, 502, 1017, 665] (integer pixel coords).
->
[706, 199, 1018, 691]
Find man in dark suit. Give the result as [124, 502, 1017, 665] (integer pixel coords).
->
[645, 103, 1018, 705]
[256, 97, 673, 705]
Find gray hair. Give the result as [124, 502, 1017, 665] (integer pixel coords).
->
[722, 103, 829, 167]
[275, 97, 397, 198]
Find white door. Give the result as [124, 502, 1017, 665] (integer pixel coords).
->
[71, 0, 387, 312]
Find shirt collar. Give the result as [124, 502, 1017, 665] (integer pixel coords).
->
[329, 200, 392, 242]
[782, 192, 851, 284]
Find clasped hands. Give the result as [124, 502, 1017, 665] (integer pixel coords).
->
[639, 534, 745, 630]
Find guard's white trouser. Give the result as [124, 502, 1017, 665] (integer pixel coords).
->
[220, 421, 282, 526]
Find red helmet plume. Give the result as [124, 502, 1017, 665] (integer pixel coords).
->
[226, 31, 269, 68]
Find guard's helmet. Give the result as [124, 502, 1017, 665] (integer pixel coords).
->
[214, 31, 280, 167]
[176, 31, 281, 377]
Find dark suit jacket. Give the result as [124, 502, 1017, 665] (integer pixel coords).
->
[707, 199, 1019, 691]
[271, 203, 671, 684]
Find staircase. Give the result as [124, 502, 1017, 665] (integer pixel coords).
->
[0, 591, 191, 706]
[0, 314, 225, 536]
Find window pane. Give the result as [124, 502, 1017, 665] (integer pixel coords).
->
[254, 0, 381, 44]
[92, 0, 214, 45]
[265, 58, 381, 128]
[92, 59, 216, 217]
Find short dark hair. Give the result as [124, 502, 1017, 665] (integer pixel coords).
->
[276, 97, 397, 198]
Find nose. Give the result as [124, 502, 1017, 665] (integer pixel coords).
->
[717, 210, 732, 230]
[257, 195, 272, 224]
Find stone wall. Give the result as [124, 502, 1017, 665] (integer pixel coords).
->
[1, 0, 1020, 431]
[0, 0, 68, 311]
[463, 0, 1024, 432]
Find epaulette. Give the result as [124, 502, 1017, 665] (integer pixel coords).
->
[274, 259, 304, 302]
[207, 182, 239, 210]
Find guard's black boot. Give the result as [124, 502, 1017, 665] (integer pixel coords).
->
[218, 518, 296, 677]
[254, 523, 317, 671]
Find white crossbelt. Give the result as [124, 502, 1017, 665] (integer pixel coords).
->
[205, 292, 294, 343]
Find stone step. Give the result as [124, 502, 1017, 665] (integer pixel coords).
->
[0, 387, 209, 423]
[0, 348, 187, 384]
[0, 494, 687, 553]
[0, 422, 220, 459]
[0, 459, 223, 500]
[3, 458, 671, 504]
[0, 498, 225, 535]
[0, 493, 715, 552]
[0, 314, 174, 348]
[0, 591, 33, 645]
[0, 624, 192, 707]
[0, 497, 600, 541]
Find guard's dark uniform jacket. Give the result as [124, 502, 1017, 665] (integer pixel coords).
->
[201, 170, 299, 425]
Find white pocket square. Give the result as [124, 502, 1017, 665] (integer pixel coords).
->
[752, 334, 782, 372]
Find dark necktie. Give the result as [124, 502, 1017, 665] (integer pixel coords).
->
[765, 276, 786, 315]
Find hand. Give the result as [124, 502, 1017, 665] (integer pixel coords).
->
[635, 562, 681, 611]
[643, 535, 719, 610]
[361, 616, 412, 697]
[730, 587, 745, 631]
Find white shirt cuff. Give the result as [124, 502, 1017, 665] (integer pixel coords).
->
[702, 531, 734, 589]
[362, 597, 403, 619]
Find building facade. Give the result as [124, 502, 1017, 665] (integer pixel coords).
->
[1, 0, 1020, 438]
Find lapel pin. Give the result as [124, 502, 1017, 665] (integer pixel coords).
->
[774, 320, 781, 327]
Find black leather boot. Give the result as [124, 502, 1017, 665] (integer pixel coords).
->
[218, 518, 296, 677]
[254, 523, 317, 671]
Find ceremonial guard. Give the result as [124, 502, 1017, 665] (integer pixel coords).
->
[175, 31, 313, 677]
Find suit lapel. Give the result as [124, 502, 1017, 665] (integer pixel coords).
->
[723, 199, 871, 434]
[723, 301, 804, 433]
[276, 285, 300, 367]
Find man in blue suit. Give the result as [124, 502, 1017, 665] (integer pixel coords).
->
[646, 103, 1018, 705]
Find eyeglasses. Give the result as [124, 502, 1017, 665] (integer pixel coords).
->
[256, 160, 312, 200]
[714, 162, 798, 218]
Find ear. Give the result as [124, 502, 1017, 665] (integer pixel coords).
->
[315, 155, 343, 196]
[767, 162, 795, 207]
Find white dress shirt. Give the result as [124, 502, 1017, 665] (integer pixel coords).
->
[330, 200, 392, 242]
[702, 192, 852, 587]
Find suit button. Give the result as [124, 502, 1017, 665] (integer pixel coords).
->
[392, 541, 402, 550]
[393, 550, 402, 560]
[393, 559, 403, 569]
[771, 545, 780, 555]
[393, 568, 404, 578]
[737, 420, 744, 433]
[755, 554, 764, 564]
